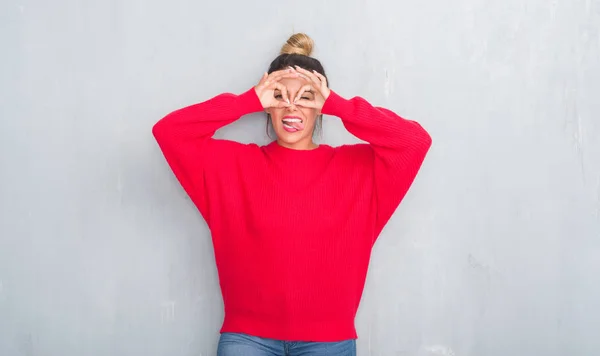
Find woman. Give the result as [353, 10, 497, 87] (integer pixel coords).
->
[153, 33, 432, 356]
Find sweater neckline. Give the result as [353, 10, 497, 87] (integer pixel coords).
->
[263, 140, 332, 160]
[261, 141, 335, 178]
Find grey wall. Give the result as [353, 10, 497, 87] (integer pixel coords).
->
[1, 0, 599, 355]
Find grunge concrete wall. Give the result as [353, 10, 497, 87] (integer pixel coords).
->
[1, 0, 599, 355]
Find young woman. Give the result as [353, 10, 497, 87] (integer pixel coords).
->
[153, 33, 432, 356]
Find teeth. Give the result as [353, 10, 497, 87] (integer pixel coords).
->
[282, 118, 302, 123]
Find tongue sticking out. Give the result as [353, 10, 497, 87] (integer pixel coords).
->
[290, 121, 304, 130]
[282, 119, 304, 132]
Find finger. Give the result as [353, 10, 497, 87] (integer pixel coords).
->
[285, 66, 310, 80]
[269, 68, 294, 76]
[275, 82, 291, 104]
[262, 68, 294, 86]
[295, 68, 323, 97]
[282, 69, 311, 82]
[268, 68, 297, 80]
[264, 75, 293, 88]
[312, 71, 328, 88]
[266, 81, 287, 91]
[294, 66, 321, 87]
[296, 72, 311, 82]
[275, 100, 294, 108]
[264, 72, 299, 87]
[257, 72, 268, 87]
[272, 72, 301, 82]
[281, 85, 290, 104]
[267, 82, 291, 106]
[293, 84, 308, 103]
[294, 84, 315, 104]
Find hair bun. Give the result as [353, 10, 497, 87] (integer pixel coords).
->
[280, 33, 314, 56]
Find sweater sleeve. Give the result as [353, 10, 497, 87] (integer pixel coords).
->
[322, 91, 432, 237]
[152, 87, 263, 223]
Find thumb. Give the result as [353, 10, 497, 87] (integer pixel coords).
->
[256, 72, 268, 88]
[275, 101, 292, 108]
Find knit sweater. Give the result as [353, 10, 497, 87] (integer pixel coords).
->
[152, 87, 431, 342]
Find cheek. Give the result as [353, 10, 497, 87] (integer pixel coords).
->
[268, 108, 285, 121]
[300, 108, 318, 125]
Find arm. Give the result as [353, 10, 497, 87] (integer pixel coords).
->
[322, 91, 432, 237]
[152, 88, 263, 222]
[153, 69, 297, 224]
[291, 66, 432, 238]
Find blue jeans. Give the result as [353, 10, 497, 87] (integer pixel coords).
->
[217, 332, 356, 356]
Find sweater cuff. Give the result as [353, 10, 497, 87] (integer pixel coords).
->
[321, 90, 353, 117]
[236, 87, 264, 116]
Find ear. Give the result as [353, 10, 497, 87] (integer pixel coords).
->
[265, 108, 271, 114]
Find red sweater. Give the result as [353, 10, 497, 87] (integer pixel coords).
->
[152, 87, 431, 342]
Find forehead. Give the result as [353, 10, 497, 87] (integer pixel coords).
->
[278, 77, 309, 93]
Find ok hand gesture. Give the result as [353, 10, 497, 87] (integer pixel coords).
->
[254, 69, 299, 109]
[291, 66, 330, 111]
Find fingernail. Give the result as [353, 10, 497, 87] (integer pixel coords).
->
[286, 99, 290, 104]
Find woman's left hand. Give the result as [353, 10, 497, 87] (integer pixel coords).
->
[292, 66, 330, 110]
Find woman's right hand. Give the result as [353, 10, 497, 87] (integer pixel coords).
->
[254, 69, 298, 109]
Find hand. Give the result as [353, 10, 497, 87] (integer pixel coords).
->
[254, 69, 298, 109]
[292, 66, 330, 111]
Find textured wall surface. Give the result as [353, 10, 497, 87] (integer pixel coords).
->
[1, 0, 599, 355]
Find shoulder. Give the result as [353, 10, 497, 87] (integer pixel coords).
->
[210, 138, 260, 151]
[208, 139, 263, 166]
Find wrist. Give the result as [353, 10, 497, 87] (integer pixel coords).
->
[237, 87, 265, 114]
[321, 90, 351, 116]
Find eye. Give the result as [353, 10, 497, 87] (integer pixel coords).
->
[301, 96, 311, 100]
[274, 94, 283, 99]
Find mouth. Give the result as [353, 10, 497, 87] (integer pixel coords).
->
[282, 116, 304, 132]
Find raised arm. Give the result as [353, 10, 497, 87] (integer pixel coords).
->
[322, 92, 432, 237]
[152, 69, 297, 223]
[152, 88, 262, 222]
[292, 66, 432, 238]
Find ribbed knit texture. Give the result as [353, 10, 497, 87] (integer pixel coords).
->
[152, 87, 432, 342]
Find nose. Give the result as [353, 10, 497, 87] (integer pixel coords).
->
[286, 103, 298, 112]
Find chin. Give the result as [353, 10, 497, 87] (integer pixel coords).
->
[274, 128, 309, 145]
[276, 133, 303, 145]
